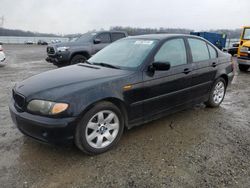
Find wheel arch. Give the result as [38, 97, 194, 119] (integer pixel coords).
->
[70, 51, 91, 61]
[219, 74, 229, 86]
[76, 97, 129, 128]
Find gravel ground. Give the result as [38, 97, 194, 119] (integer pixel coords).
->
[0, 44, 250, 188]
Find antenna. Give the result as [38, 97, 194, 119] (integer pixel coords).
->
[0, 16, 4, 28]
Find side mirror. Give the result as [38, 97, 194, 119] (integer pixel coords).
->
[149, 62, 170, 72]
[94, 38, 101, 44]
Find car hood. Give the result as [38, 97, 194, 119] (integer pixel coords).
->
[15, 64, 132, 98]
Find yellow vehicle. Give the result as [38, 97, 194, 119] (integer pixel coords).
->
[238, 26, 250, 71]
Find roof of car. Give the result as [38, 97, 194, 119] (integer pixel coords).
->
[128, 34, 196, 40]
[96, 30, 128, 34]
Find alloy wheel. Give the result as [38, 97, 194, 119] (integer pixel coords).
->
[85, 110, 119, 149]
[213, 81, 225, 104]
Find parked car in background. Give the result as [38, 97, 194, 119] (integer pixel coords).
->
[37, 40, 48, 45]
[25, 40, 34, 45]
[46, 31, 128, 67]
[10, 34, 234, 154]
[0, 45, 6, 66]
[227, 42, 239, 56]
[50, 39, 61, 44]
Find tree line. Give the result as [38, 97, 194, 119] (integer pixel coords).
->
[0, 26, 242, 39]
[0, 28, 58, 37]
[110, 26, 242, 39]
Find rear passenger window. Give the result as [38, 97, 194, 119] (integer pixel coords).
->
[188, 38, 210, 62]
[154, 38, 187, 67]
[96, 33, 111, 43]
[111, 33, 126, 42]
[208, 44, 217, 59]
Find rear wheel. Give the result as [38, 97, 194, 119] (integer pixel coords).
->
[70, 55, 86, 65]
[205, 78, 226, 108]
[75, 102, 124, 155]
[239, 64, 249, 72]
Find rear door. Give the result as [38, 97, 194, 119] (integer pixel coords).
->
[187, 37, 218, 99]
[143, 38, 194, 117]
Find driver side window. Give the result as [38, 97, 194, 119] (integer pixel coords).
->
[154, 38, 187, 67]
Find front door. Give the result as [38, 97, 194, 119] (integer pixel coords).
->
[93, 33, 111, 54]
[143, 38, 194, 117]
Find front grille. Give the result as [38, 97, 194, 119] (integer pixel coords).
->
[47, 46, 55, 55]
[13, 90, 26, 111]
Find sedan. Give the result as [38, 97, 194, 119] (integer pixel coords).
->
[9, 34, 234, 154]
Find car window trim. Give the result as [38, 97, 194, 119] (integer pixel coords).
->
[154, 37, 188, 68]
[141, 37, 192, 72]
[207, 43, 218, 59]
[187, 37, 211, 63]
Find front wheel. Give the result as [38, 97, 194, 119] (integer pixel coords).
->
[239, 64, 249, 72]
[205, 78, 226, 108]
[70, 55, 86, 65]
[75, 102, 124, 155]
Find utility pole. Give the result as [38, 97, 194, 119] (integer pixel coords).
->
[0, 16, 4, 28]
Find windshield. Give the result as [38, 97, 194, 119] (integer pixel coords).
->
[243, 28, 250, 40]
[75, 32, 96, 43]
[88, 39, 158, 70]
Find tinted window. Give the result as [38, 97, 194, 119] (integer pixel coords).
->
[76, 32, 96, 43]
[96, 33, 111, 43]
[188, 38, 210, 62]
[154, 38, 187, 67]
[111, 33, 126, 42]
[208, 44, 217, 59]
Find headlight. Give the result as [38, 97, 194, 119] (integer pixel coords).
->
[57, 47, 70, 52]
[240, 46, 249, 53]
[27, 100, 69, 115]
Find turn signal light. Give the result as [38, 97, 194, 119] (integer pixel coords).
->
[51, 103, 69, 114]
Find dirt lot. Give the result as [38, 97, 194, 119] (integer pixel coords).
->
[0, 44, 250, 188]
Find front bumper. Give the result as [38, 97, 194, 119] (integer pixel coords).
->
[46, 52, 70, 65]
[9, 100, 77, 145]
[237, 58, 250, 66]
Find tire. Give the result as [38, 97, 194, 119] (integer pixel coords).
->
[205, 78, 226, 108]
[239, 64, 249, 72]
[75, 101, 124, 155]
[70, 55, 86, 65]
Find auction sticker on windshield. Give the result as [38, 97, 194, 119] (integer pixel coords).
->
[134, 40, 154, 45]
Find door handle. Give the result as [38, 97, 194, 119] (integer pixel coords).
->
[212, 62, 217, 67]
[183, 68, 191, 74]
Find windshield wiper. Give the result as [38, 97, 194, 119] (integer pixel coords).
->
[92, 62, 120, 69]
[84, 60, 92, 65]
[79, 60, 92, 65]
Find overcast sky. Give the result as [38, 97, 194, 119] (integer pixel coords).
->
[1, 0, 250, 34]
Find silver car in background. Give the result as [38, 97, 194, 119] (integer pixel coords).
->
[0, 45, 6, 66]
